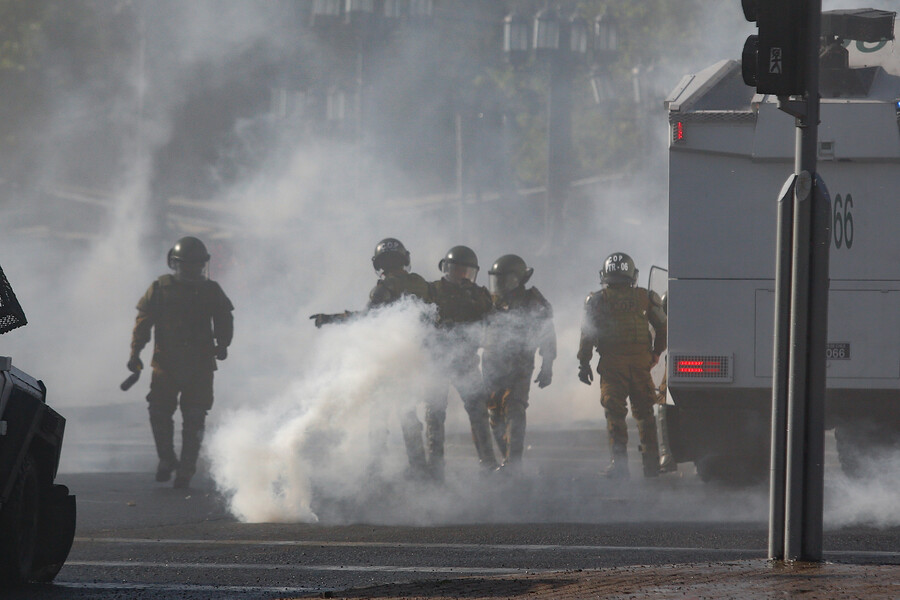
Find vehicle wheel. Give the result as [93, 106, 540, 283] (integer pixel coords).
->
[695, 451, 767, 487]
[0, 453, 40, 586]
[29, 484, 77, 583]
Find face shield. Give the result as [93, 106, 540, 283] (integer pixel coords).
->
[174, 260, 208, 282]
[488, 272, 519, 296]
[442, 261, 478, 284]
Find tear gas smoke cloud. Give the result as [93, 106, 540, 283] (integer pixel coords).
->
[208, 298, 437, 523]
[0, 0, 898, 529]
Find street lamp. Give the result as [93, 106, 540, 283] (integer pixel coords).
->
[503, 12, 530, 67]
[502, 7, 598, 251]
[590, 13, 619, 105]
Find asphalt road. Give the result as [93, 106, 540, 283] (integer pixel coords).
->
[9, 427, 900, 600]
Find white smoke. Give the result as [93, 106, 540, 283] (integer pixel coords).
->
[208, 297, 438, 523]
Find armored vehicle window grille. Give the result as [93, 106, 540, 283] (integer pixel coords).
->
[667, 111, 756, 124]
[670, 354, 733, 383]
[0, 264, 27, 334]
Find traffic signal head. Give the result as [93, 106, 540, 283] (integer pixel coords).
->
[742, 0, 809, 96]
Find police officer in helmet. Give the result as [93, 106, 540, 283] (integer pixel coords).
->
[128, 236, 234, 488]
[426, 245, 498, 479]
[577, 252, 667, 479]
[310, 238, 435, 480]
[482, 254, 556, 471]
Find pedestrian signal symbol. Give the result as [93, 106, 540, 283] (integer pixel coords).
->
[769, 47, 783, 74]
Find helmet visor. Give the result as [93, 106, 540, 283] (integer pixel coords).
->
[175, 260, 208, 281]
[443, 262, 478, 284]
[488, 273, 519, 295]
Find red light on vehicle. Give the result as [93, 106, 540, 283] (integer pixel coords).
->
[670, 354, 732, 382]
[676, 359, 722, 375]
[674, 121, 685, 141]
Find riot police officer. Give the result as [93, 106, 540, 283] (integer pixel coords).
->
[482, 255, 556, 470]
[128, 236, 234, 488]
[426, 245, 498, 479]
[310, 238, 434, 479]
[577, 252, 667, 479]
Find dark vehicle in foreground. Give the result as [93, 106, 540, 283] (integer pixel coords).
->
[0, 265, 75, 585]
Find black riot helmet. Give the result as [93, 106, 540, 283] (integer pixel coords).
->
[488, 254, 533, 296]
[168, 236, 210, 281]
[372, 237, 410, 275]
[439, 245, 479, 284]
[600, 252, 638, 286]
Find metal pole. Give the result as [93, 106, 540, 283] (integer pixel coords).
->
[768, 174, 796, 560]
[546, 55, 572, 251]
[782, 0, 827, 562]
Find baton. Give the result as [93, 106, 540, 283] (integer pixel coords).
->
[120, 371, 141, 391]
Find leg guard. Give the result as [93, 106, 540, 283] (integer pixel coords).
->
[505, 405, 527, 465]
[635, 415, 661, 478]
[656, 404, 677, 472]
[400, 409, 428, 473]
[424, 406, 446, 482]
[603, 441, 630, 479]
[148, 405, 178, 481]
[464, 399, 499, 470]
[176, 406, 208, 487]
[487, 391, 508, 461]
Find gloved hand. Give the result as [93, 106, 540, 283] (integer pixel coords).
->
[534, 364, 553, 388]
[578, 362, 593, 386]
[215, 345, 228, 361]
[310, 313, 331, 328]
[127, 355, 143, 373]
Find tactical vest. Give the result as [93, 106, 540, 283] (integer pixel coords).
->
[371, 271, 432, 305]
[482, 287, 553, 382]
[589, 286, 652, 353]
[431, 278, 492, 325]
[148, 275, 229, 369]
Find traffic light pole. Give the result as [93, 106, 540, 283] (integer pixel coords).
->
[768, 0, 831, 562]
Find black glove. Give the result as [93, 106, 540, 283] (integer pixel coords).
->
[127, 355, 143, 373]
[310, 313, 332, 328]
[578, 362, 593, 386]
[534, 364, 553, 389]
[215, 345, 228, 361]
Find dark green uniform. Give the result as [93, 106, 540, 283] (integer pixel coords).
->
[426, 278, 497, 477]
[367, 269, 434, 477]
[131, 274, 234, 484]
[368, 270, 432, 308]
[482, 286, 556, 467]
[578, 284, 666, 477]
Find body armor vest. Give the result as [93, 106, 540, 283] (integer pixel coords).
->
[589, 286, 651, 353]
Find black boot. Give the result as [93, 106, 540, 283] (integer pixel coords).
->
[641, 449, 660, 478]
[149, 410, 178, 482]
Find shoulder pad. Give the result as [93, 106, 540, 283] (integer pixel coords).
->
[584, 291, 600, 306]
[369, 281, 394, 305]
[649, 290, 663, 307]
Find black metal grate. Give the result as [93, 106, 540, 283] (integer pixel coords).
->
[0, 264, 27, 334]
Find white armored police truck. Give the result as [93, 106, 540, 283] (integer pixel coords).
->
[663, 9, 900, 484]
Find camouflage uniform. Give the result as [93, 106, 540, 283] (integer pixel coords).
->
[578, 285, 666, 477]
[426, 277, 498, 477]
[131, 274, 234, 485]
[482, 286, 556, 467]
